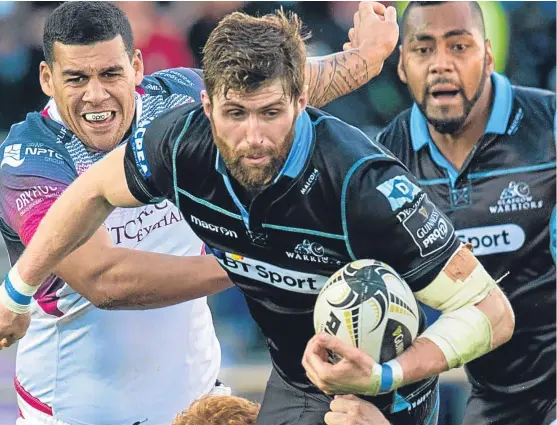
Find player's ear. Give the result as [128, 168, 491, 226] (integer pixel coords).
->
[297, 85, 309, 116]
[132, 49, 144, 86]
[201, 91, 212, 118]
[484, 40, 495, 77]
[397, 46, 407, 84]
[39, 61, 54, 97]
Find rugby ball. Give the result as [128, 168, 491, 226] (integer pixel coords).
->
[314, 259, 420, 363]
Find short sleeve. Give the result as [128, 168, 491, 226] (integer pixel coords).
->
[123, 104, 193, 204]
[343, 158, 460, 291]
[0, 140, 76, 245]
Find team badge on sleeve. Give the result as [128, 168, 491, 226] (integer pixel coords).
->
[376, 175, 422, 211]
[396, 193, 455, 258]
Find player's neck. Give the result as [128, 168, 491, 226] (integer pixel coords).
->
[427, 78, 493, 171]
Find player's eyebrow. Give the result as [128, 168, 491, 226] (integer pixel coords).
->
[442, 29, 474, 38]
[62, 69, 87, 77]
[222, 100, 287, 111]
[99, 65, 125, 74]
[411, 28, 473, 42]
[61, 65, 124, 77]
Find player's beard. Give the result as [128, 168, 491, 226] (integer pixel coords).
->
[211, 117, 296, 193]
[414, 57, 488, 135]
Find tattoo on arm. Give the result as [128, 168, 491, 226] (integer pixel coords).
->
[306, 50, 370, 108]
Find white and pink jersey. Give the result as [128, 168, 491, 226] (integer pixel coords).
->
[0, 69, 221, 425]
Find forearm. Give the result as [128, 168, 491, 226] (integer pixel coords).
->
[395, 287, 514, 387]
[63, 250, 233, 310]
[395, 336, 449, 386]
[306, 49, 382, 108]
[387, 247, 514, 389]
[16, 147, 141, 287]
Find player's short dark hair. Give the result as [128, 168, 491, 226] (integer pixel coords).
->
[400, 1, 485, 41]
[43, 1, 134, 66]
[202, 9, 310, 100]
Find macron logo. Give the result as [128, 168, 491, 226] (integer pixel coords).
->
[1, 144, 24, 168]
[190, 215, 238, 238]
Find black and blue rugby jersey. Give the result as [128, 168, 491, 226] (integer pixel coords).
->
[123, 101, 462, 413]
[377, 72, 556, 396]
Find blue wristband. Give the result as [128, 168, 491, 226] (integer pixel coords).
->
[379, 363, 394, 393]
[4, 274, 32, 306]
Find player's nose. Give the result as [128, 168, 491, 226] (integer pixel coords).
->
[246, 114, 263, 145]
[82, 78, 111, 104]
[429, 48, 455, 75]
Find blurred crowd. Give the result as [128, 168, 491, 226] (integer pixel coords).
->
[0, 1, 555, 135]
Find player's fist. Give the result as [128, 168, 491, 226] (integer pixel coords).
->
[302, 333, 378, 395]
[325, 395, 392, 425]
[343, 2, 399, 63]
[0, 306, 30, 350]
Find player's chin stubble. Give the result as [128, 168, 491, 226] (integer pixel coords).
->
[211, 119, 296, 192]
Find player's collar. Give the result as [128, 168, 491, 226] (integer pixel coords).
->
[410, 72, 514, 152]
[215, 109, 313, 182]
[41, 88, 145, 133]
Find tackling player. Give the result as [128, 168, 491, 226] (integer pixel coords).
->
[0, 2, 399, 424]
[0, 6, 513, 425]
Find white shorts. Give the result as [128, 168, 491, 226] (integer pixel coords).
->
[16, 394, 69, 425]
[15, 381, 231, 425]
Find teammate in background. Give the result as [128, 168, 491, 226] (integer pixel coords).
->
[0, 5, 514, 425]
[322, 2, 554, 424]
[171, 394, 392, 425]
[0, 2, 400, 424]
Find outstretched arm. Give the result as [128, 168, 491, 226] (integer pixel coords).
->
[305, 2, 399, 108]
[16, 146, 139, 287]
[0, 146, 232, 348]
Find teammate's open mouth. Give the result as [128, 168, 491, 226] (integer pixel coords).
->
[431, 90, 459, 97]
[82, 111, 116, 124]
[430, 86, 460, 100]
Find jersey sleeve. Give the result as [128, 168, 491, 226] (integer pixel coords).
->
[343, 159, 461, 291]
[150, 68, 205, 101]
[0, 138, 76, 246]
[123, 106, 186, 204]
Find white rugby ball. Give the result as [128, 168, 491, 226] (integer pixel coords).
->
[314, 259, 420, 363]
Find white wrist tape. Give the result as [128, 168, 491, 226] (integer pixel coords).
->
[415, 246, 496, 313]
[419, 305, 493, 369]
[0, 266, 38, 314]
[364, 359, 404, 396]
[414, 244, 498, 369]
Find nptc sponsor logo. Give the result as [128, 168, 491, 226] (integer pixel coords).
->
[456, 224, 525, 256]
[489, 181, 543, 214]
[1, 144, 65, 168]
